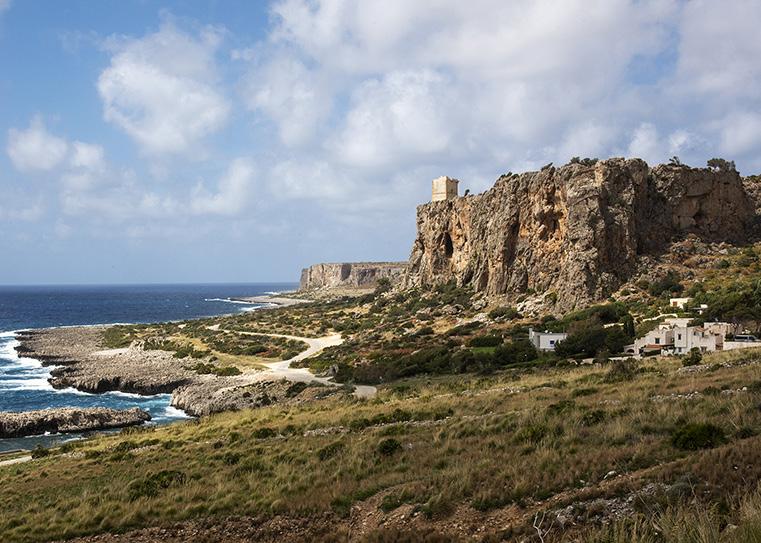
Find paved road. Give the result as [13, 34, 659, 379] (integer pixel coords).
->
[212, 328, 377, 398]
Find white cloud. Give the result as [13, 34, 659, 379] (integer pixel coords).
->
[191, 158, 255, 215]
[243, 55, 332, 146]
[330, 70, 456, 168]
[69, 141, 105, 171]
[7, 116, 69, 172]
[97, 22, 230, 155]
[0, 0, 10, 14]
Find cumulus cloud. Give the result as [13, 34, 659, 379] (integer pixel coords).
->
[242, 55, 332, 146]
[329, 70, 456, 168]
[97, 22, 230, 155]
[7, 116, 69, 172]
[191, 158, 255, 215]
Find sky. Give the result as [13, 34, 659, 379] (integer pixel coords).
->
[1, 0, 761, 285]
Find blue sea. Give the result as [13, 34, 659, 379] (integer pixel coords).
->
[0, 283, 296, 452]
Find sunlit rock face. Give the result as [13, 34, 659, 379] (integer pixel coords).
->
[406, 158, 755, 312]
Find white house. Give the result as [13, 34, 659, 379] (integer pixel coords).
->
[528, 328, 568, 351]
[632, 319, 734, 356]
[633, 327, 675, 355]
[669, 297, 692, 310]
[673, 326, 723, 354]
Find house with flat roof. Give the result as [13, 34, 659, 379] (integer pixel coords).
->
[528, 328, 568, 351]
[669, 297, 692, 310]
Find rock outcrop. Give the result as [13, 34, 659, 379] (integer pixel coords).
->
[0, 407, 150, 438]
[17, 328, 195, 395]
[300, 262, 408, 290]
[406, 158, 756, 312]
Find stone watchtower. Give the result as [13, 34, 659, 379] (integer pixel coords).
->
[431, 176, 459, 202]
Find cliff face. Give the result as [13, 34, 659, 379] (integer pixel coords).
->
[406, 158, 755, 312]
[300, 262, 408, 290]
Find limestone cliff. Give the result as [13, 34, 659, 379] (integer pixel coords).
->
[300, 262, 408, 290]
[406, 158, 755, 312]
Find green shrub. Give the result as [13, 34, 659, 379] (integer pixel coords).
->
[671, 423, 727, 450]
[317, 441, 344, 461]
[467, 335, 503, 347]
[377, 438, 402, 456]
[604, 358, 639, 383]
[127, 470, 186, 501]
[488, 306, 520, 320]
[30, 445, 49, 459]
[252, 427, 277, 439]
[580, 409, 607, 426]
[682, 347, 703, 367]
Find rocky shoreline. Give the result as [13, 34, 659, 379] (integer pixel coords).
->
[0, 407, 150, 438]
[12, 326, 342, 419]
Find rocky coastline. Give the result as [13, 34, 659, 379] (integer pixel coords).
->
[0, 407, 150, 438]
[11, 326, 341, 420]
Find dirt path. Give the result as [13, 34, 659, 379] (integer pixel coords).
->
[0, 455, 32, 467]
[212, 328, 377, 399]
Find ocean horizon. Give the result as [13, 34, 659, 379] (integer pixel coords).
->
[0, 282, 298, 452]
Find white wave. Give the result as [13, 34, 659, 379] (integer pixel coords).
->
[204, 297, 256, 305]
[0, 377, 53, 391]
[240, 303, 274, 312]
[161, 405, 192, 419]
[53, 387, 94, 396]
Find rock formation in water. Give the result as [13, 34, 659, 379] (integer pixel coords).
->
[405, 158, 756, 312]
[300, 262, 408, 290]
[0, 407, 150, 438]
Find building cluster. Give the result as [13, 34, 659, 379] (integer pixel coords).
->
[629, 317, 742, 356]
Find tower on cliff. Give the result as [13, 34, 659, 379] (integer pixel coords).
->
[432, 176, 459, 202]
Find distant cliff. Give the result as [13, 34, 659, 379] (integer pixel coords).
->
[300, 262, 408, 290]
[406, 158, 756, 312]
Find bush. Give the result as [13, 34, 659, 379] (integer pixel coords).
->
[671, 423, 727, 450]
[467, 335, 503, 348]
[317, 441, 344, 461]
[127, 470, 186, 501]
[648, 271, 684, 297]
[377, 438, 402, 456]
[492, 339, 537, 366]
[488, 306, 520, 320]
[555, 326, 622, 359]
[682, 347, 703, 367]
[604, 358, 639, 383]
[252, 427, 277, 439]
[30, 445, 50, 459]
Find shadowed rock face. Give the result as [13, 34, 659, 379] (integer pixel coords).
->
[300, 262, 408, 290]
[406, 158, 756, 312]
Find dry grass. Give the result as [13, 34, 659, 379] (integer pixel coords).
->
[3, 347, 761, 541]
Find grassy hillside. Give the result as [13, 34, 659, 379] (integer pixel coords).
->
[6, 242, 761, 541]
[5, 346, 761, 541]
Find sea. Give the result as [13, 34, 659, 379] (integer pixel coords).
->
[0, 283, 297, 452]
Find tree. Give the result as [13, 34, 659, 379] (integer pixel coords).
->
[492, 339, 537, 366]
[707, 158, 736, 172]
[669, 156, 682, 166]
[622, 314, 636, 339]
[682, 347, 703, 367]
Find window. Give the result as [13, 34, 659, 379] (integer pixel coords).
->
[549, 340, 555, 345]
[677, 334, 682, 340]
[655, 338, 660, 344]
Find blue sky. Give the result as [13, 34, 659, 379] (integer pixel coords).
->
[1, 0, 760, 284]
